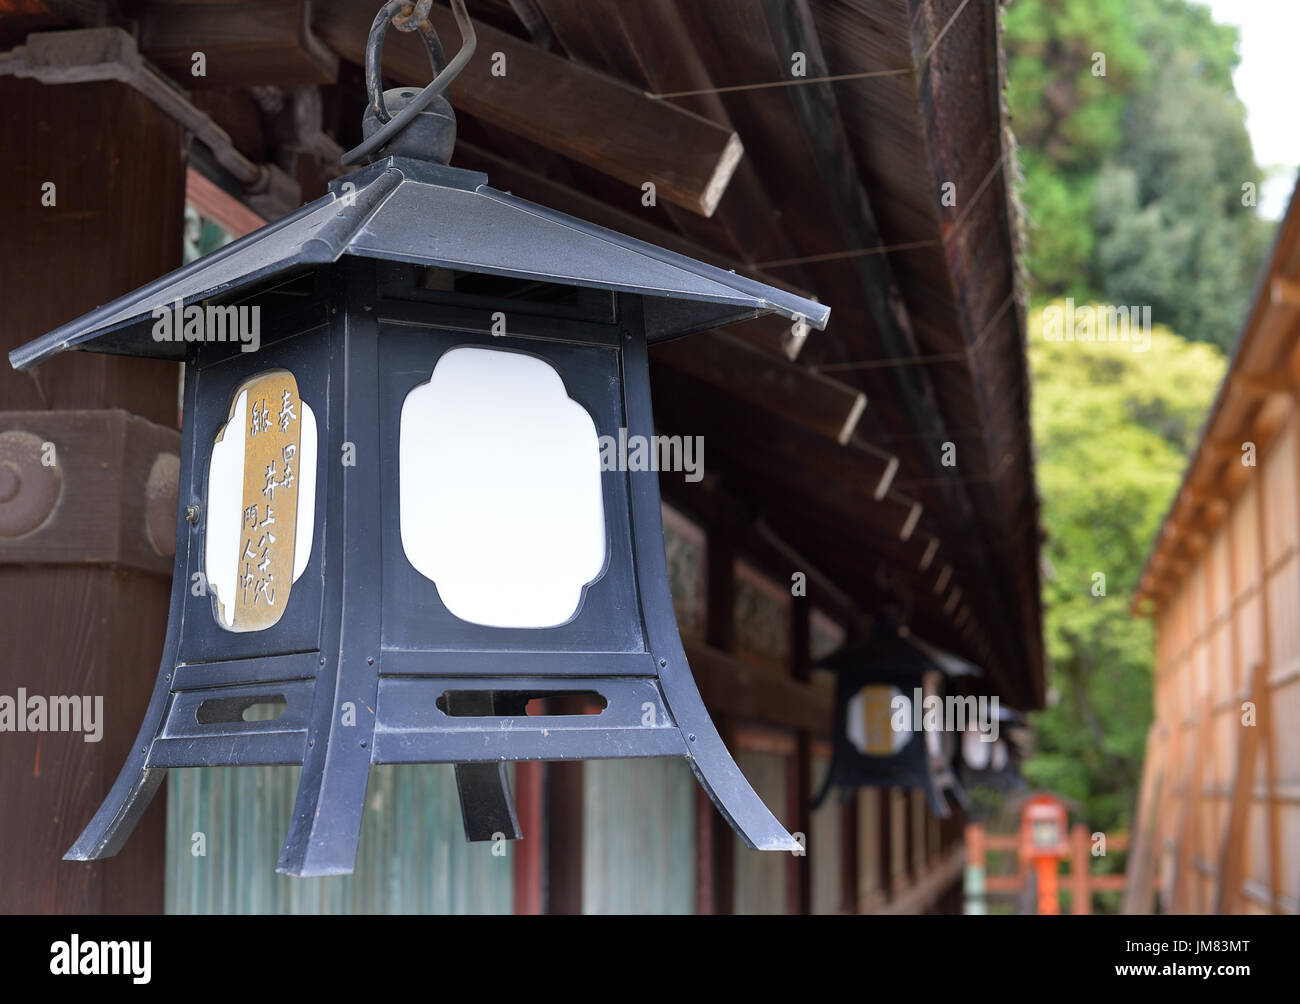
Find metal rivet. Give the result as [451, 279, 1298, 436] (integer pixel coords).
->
[184, 504, 200, 524]
[659, 658, 667, 667]
[367, 656, 374, 665]
[688, 734, 696, 743]
[360, 740, 367, 748]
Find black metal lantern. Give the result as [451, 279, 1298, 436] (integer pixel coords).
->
[957, 704, 1026, 792]
[9, 1, 828, 877]
[812, 616, 968, 816]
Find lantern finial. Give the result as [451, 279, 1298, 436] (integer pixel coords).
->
[341, 0, 476, 167]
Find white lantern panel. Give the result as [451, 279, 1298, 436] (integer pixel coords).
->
[962, 728, 992, 770]
[399, 346, 606, 628]
[846, 684, 910, 756]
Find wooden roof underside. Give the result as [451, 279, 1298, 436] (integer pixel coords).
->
[2, 0, 1044, 708]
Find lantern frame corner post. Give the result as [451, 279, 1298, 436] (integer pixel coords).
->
[63, 360, 207, 861]
[619, 296, 799, 853]
[276, 258, 383, 878]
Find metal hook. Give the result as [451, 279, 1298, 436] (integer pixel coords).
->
[340, 0, 475, 167]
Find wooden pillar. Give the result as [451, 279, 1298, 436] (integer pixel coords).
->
[512, 761, 543, 914]
[840, 790, 858, 914]
[696, 511, 736, 914]
[544, 756, 584, 914]
[0, 78, 185, 913]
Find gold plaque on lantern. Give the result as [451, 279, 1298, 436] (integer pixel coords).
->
[212, 369, 302, 632]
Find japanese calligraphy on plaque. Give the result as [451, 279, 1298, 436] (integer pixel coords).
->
[213, 369, 302, 632]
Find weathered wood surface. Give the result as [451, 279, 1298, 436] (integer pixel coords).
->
[1, 77, 184, 913]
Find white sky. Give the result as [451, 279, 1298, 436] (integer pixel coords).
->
[1197, 0, 1300, 219]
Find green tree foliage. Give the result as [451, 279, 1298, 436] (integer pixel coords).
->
[1026, 308, 1225, 831]
[1005, 0, 1272, 351]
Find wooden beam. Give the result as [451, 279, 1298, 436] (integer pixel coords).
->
[1231, 370, 1295, 397]
[652, 330, 866, 445]
[313, 0, 744, 216]
[452, 140, 814, 360]
[685, 640, 832, 736]
[1270, 275, 1300, 307]
[140, 1, 338, 87]
[529, 0, 808, 267]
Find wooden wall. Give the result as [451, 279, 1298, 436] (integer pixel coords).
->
[1142, 408, 1299, 914]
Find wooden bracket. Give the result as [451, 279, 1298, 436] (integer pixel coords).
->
[0, 410, 181, 576]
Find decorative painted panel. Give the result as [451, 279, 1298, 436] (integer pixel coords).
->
[733, 560, 791, 671]
[661, 503, 706, 639]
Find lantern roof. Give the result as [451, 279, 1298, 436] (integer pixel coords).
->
[9, 156, 829, 372]
[815, 623, 983, 680]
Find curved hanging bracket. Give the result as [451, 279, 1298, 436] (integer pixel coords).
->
[340, 0, 476, 167]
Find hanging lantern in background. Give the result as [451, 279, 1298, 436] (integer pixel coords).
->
[813, 615, 969, 816]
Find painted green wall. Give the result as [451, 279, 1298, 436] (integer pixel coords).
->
[581, 758, 696, 914]
[165, 765, 514, 914]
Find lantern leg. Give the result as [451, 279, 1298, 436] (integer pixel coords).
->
[454, 764, 522, 842]
[658, 660, 802, 852]
[64, 662, 174, 861]
[448, 690, 522, 841]
[809, 756, 842, 811]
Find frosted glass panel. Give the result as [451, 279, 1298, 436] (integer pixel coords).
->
[399, 346, 606, 628]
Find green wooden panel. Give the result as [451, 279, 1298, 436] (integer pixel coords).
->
[582, 757, 696, 914]
[165, 764, 514, 914]
[733, 749, 790, 914]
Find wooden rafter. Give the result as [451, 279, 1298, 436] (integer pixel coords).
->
[313, 0, 744, 217]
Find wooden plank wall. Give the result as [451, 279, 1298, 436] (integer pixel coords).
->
[1147, 408, 1299, 914]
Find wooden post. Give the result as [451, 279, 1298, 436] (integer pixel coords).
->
[1213, 659, 1267, 913]
[512, 761, 543, 914]
[0, 77, 184, 913]
[1122, 722, 1164, 914]
[840, 790, 858, 914]
[1070, 823, 1091, 915]
[544, 754, 584, 915]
